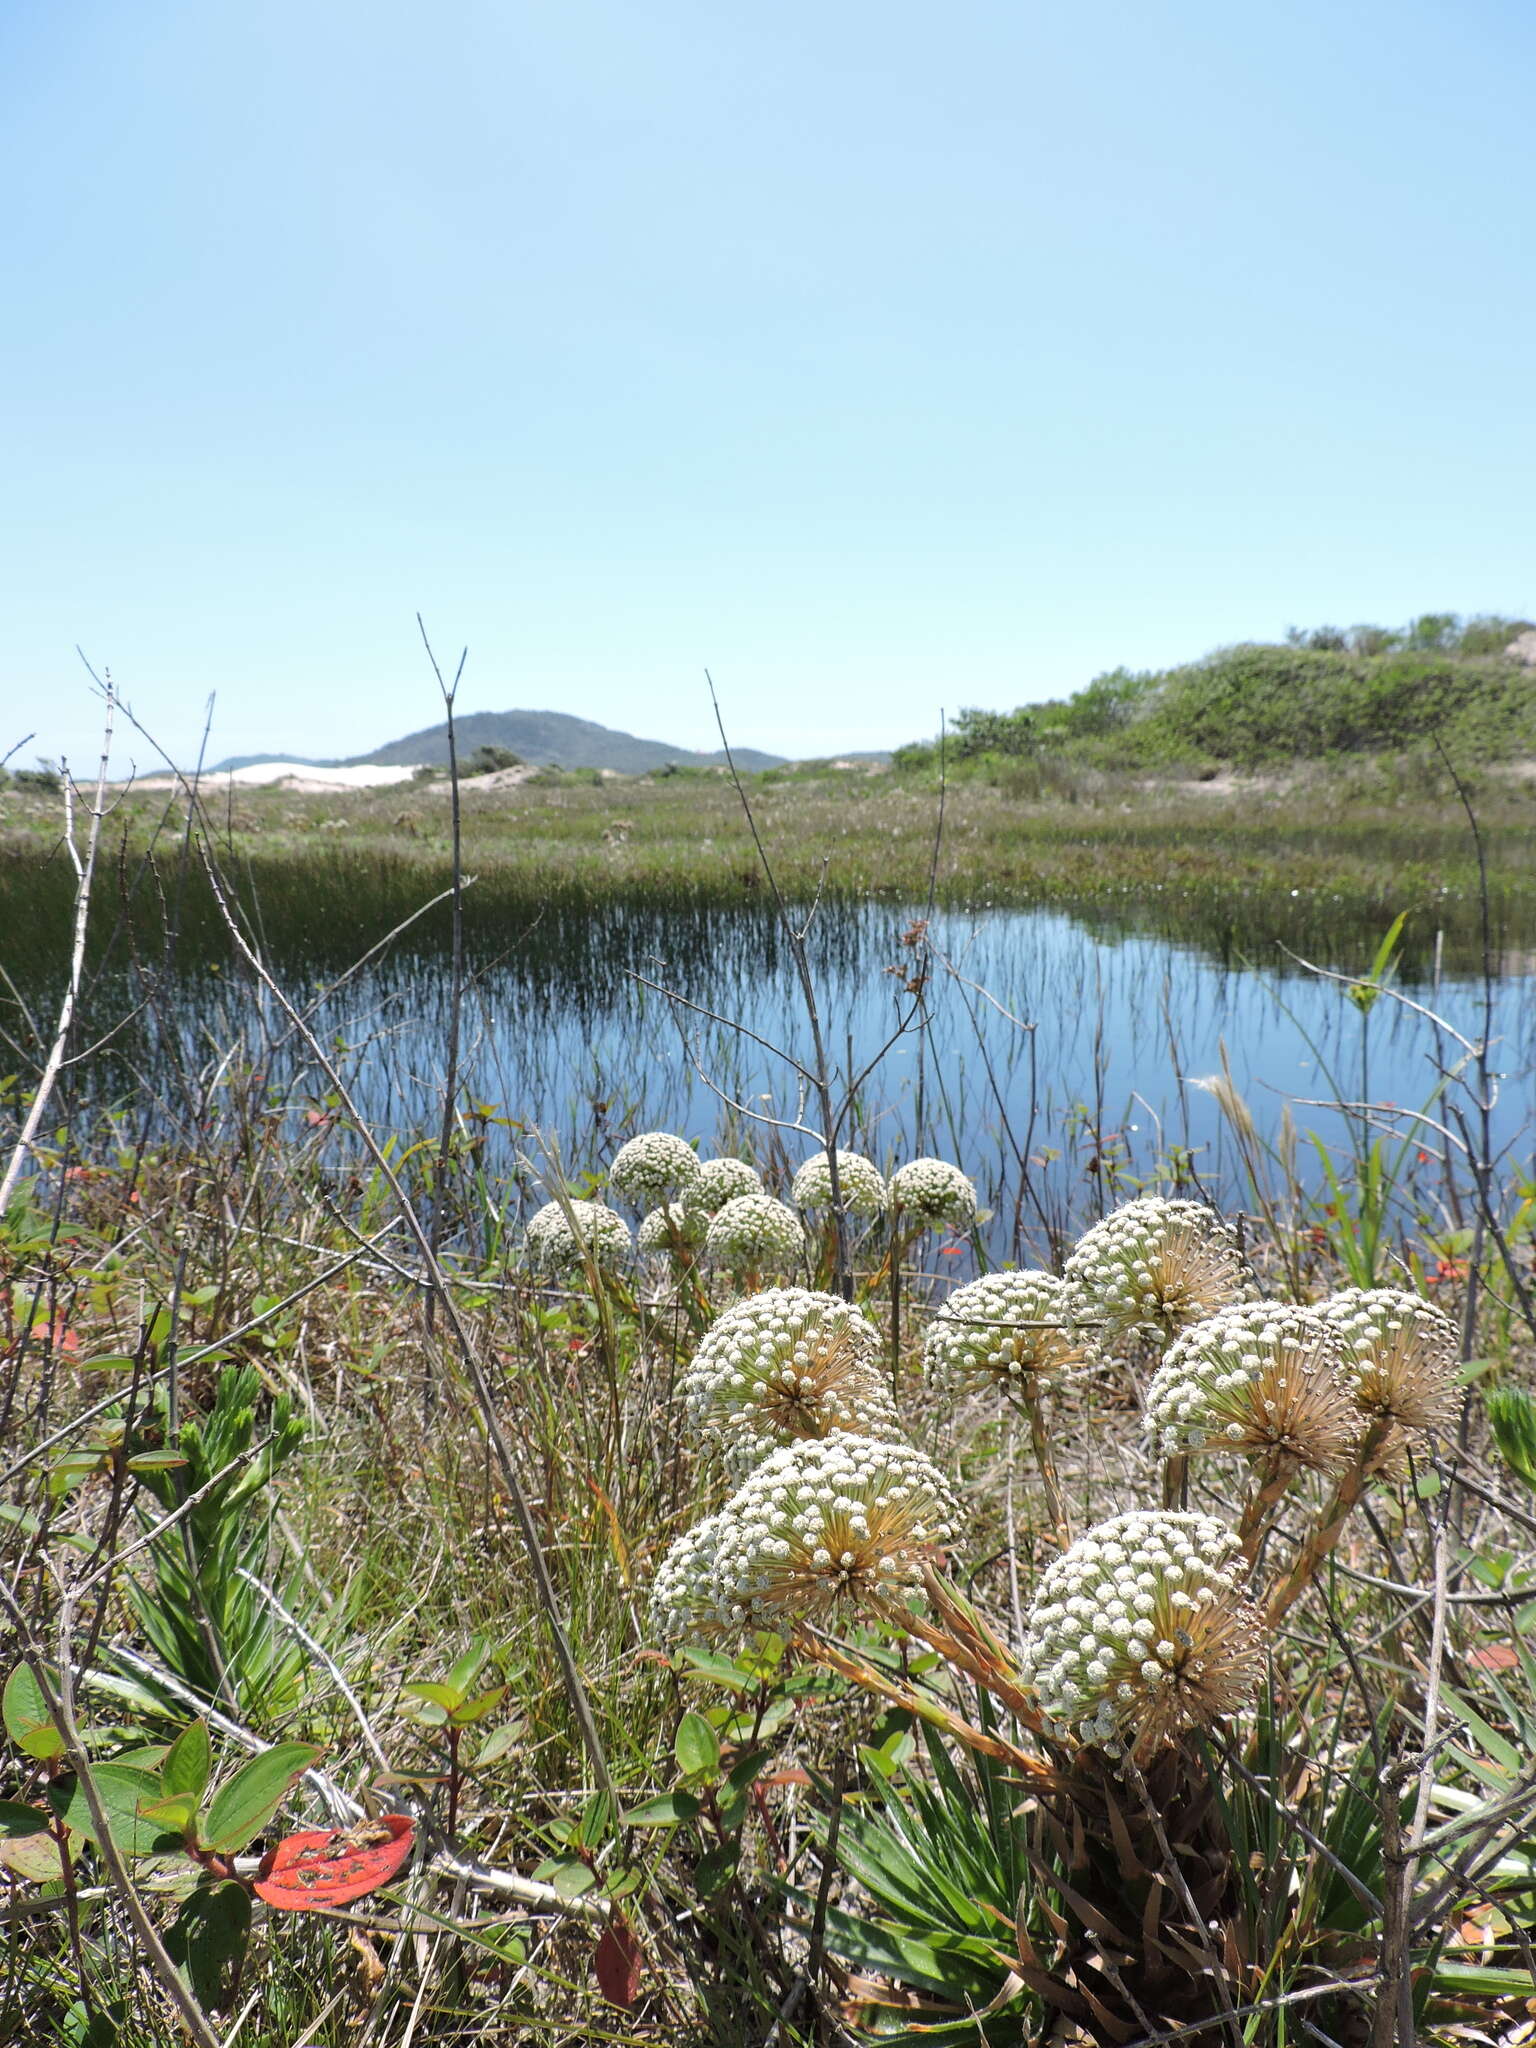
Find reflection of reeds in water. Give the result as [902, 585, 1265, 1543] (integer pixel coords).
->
[3, 853, 1531, 1268]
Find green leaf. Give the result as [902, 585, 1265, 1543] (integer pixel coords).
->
[401, 1682, 460, 1721]
[724, 1749, 773, 1795]
[538, 1854, 597, 1900]
[448, 1685, 506, 1728]
[674, 1711, 720, 1780]
[140, 1793, 199, 1836]
[473, 1722, 524, 1768]
[165, 1880, 251, 2012]
[0, 1797, 51, 1837]
[48, 1765, 183, 1858]
[445, 1638, 492, 1697]
[201, 1743, 322, 1855]
[160, 1721, 212, 1805]
[621, 1791, 700, 1828]
[0, 1824, 66, 1883]
[692, 1840, 740, 1897]
[3, 1660, 65, 1762]
[1488, 1386, 1536, 1492]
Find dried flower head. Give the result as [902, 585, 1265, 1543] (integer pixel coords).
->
[1144, 1302, 1357, 1471]
[637, 1201, 709, 1257]
[609, 1132, 702, 1207]
[1020, 1510, 1267, 1756]
[1319, 1287, 1461, 1437]
[1064, 1197, 1256, 1347]
[792, 1150, 889, 1218]
[692, 1157, 765, 1214]
[888, 1157, 977, 1229]
[681, 1287, 898, 1475]
[703, 1194, 805, 1273]
[706, 1431, 960, 1635]
[523, 1199, 632, 1272]
[923, 1271, 1094, 1393]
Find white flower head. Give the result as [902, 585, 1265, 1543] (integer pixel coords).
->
[707, 1431, 960, 1634]
[609, 1131, 702, 1207]
[1064, 1197, 1256, 1348]
[792, 1150, 889, 1219]
[638, 1201, 708, 1258]
[523, 1199, 632, 1272]
[703, 1194, 805, 1274]
[1020, 1510, 1266, 1756]
[923, 1270, 1094, 1392]
[1318, 1287, 1460, 1439]
[681, 1286, 898, 1476]
[889, 1158, 977, 1229]
[649, 1513, 733, 1643]
[1144, 1302, 1356, 1470]
[692, 1157, 765, 1214]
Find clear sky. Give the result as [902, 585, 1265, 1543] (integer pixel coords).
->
[4, 0, 1533, 774]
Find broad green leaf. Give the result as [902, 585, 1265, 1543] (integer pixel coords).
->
[1488, 1386, 1536, 1492]
[448, 1685, 506, 1728]
[445, 1638, 492, 1697]
[141, 1793, 199, 1836]
[0, 1825, 66, 1882]
[724, 1749, 773, 1795]
[674, 1711, 720, 1780]
[3, 1660, 65, 1762]
[473, 1722, 524, 1768]
[48, 1765, 182, 1858]
[165, 1880, 251, 2012]
[0, 1797, 51, 1836]
[160, 1721, 212, 1805]
[538, 1854, 597, 1900]
[621, 1791, 700, 1828]
[401, 1682, 461, 1719]
[202, 1743, 321, 1855]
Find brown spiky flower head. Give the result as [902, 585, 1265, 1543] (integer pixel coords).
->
[1318, 1287, 1461, 1440]
[1144, 1302, 1357, 1473]
[1064, 1197, 1257, 1349]
[923, 1270, 1095, 1394]
[680, 1287, 901, 1477]
[700, 1431, 961, 1636]
[1020, 1511, 1267, 1757]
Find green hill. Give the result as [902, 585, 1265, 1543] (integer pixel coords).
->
[902, 613, 1536, 774]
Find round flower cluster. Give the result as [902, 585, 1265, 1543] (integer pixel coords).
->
[704, 1194, 805, 1273]
[792, 1149, 889, 1218]
[1019, 1510, 1267, 1755]
[681, 1287, 897, 1474]
[692, 1157, 765, 1213]
[1064, 1197, 1256, 1347]
[523, 1199, 632, 1272]
[650, 1431, 960, 1641]
[609, 1131, 702, 1207]
[923, 1271, 1093, 1392]
[888, 1158, 977, 1229]
[1144, 1302, 1356, 1471]
[638, 1201, 708, 1257]
[1318, 1287, 1461, 1437]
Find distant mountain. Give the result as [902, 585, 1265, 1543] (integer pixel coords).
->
[209, 752, 336, 772]
[348, 708, 784, 774]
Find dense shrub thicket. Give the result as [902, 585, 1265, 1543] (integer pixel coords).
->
[898, 612, 1536, 774]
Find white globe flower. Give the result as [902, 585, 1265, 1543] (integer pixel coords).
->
[888, 1158, 977, 1229]
[792, 1150, 888, 1219]
[609, 1132, 702, 1207]
[523, 1199, 631, 1272]
[1064, 1197, 1255, 1347]
[703, 1194, 805, 1274]
[923, 1270, 1093, 1392]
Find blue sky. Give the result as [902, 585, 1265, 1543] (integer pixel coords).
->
[4, 0, 1533, 772]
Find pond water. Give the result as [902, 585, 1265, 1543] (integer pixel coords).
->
[18, 876, 1530, 1263]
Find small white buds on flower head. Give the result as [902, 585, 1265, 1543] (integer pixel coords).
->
[1020, 1510, 1266, 1756]
[701, 1431, 960, 1636]
[888, 1158, 977, 1229]
[1065, 1197, 1256, 1349]
[637, 1201, 708, 1258]
[923, 1271, 1093, 1393]
[703, 1194, 805, 1274]
[1318, 1287, 1461, 1440]
[692, 1156, 765, 1214]
[523, 1199, 632, 1273]
[680, 1286, 896, 1476]
[608, 1131, 703, 1207]
[1144, 1302, 1356, 1471]
[792, 1150, 888, 1218]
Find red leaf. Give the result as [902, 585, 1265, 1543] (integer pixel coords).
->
[1467, 1643, 1518, 1671]
[594, 1912, 644, 2010]
[253, 1814, 414, 1910]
